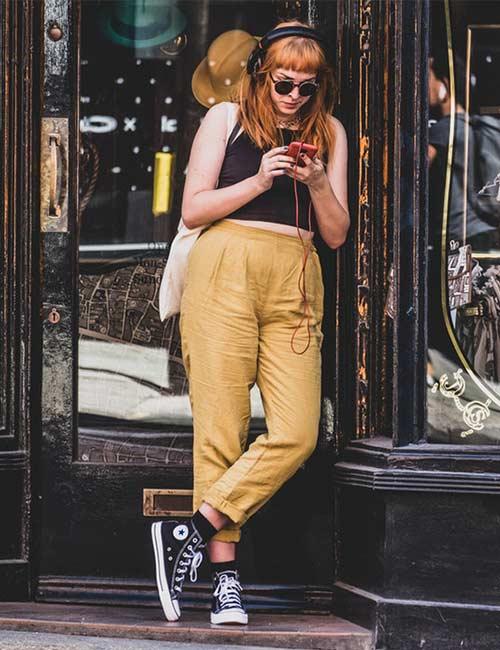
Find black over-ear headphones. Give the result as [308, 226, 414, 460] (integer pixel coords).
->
[246, 25, 326, 79]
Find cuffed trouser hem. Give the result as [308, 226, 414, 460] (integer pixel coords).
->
[203, 489, 249, 528]
[210, 527, 241, 543]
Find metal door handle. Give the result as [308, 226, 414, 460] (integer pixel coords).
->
[41, 117, 68, 232]
[49, 132, 61, 218]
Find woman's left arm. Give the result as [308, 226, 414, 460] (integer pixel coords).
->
[285, 115, 350, 249]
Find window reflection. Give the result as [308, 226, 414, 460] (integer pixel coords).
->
[76, 0, 291, 461]
[427, 0, 500, 443]
[78, 2, 185, 248]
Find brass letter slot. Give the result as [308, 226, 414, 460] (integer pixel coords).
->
[41, 117, 68, 232]
[143, 489, 193, 517]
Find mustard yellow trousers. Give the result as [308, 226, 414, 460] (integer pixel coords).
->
[179, 218, 324, 542]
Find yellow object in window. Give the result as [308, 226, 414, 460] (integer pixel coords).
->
[152, 152, 175, 217]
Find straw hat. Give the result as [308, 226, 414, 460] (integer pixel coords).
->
[192, 30, 261, 108]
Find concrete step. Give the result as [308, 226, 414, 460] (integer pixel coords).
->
[0, 603, 373, 650]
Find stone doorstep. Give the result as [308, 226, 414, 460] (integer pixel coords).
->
[0, 603, 374, 650]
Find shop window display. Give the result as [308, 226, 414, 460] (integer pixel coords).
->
[77, 1, 268, 459]
[427, 0, 500, 443]
[76, 1, 336, 463]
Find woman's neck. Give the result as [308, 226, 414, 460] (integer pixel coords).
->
[276, 113, 302, 130]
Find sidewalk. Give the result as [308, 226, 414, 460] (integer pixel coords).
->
[0, 630, 290, 650]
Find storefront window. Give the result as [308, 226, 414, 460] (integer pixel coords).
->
[77, 0, 269, 458]
[77, 0, 192, 457]
[76, 1, 336, 463]
[427, 0, 500, 443]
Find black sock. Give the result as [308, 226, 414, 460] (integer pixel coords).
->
[191, 510, 218, 544]
[212, 560, 238, 576]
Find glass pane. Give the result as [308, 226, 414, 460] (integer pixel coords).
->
[427, 0, 500, 443]
[77, 0, 288, 464]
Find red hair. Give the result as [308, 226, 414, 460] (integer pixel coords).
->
[228, 19, 337, 161]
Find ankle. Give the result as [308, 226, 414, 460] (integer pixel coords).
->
[191, 510, 218, 544]
[199, 502, 230, 529]
[211, 559, 238, 576]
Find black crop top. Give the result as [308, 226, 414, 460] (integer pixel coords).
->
[217, 123, 318, 232]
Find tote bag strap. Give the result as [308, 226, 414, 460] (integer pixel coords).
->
[213, 103, 243, 192]
[228, 121, 241, 147]
[225, 102, 244, 147]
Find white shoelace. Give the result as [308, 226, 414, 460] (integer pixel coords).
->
[189, 550, 203, 582]
[176, 547, 203, 582]
[214, 573, 243, 609]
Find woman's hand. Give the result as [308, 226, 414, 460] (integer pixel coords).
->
[284, 153, 327, 190]
[254, 146, 297, 192]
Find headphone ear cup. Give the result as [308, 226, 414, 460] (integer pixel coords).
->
[247, 47, 264, 79]
[246, 50, 255, 77]
[255, 51, 265, 77]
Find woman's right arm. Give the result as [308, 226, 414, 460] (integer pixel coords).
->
[181, 102, 294, 229]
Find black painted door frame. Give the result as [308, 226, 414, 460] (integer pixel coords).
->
[0, 0, 41, 601]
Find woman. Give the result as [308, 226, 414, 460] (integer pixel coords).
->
[151, 19, 349, 626]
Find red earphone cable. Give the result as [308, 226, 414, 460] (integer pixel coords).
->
[289, 142, 313, 355]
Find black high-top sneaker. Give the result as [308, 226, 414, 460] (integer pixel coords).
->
[210, 569, 248, 625]
[151, 519, 205, 621]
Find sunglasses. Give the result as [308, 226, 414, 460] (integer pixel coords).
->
[270, 74, 319, 97]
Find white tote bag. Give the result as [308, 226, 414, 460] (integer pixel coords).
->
[158, 102, 243, 322]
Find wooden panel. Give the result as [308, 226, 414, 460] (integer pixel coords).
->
[335, 0, 428, 445]
[78, 429, 193, 466]
[0, 0, 7, 435]
[0, 0, 39, 600]
[390, 0, 429, 445]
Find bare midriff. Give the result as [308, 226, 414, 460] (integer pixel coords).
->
[224, 218, 315, 240]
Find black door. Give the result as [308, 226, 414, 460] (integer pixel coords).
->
[38, 0, 338, 610]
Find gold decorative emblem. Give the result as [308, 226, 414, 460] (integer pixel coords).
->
[431, 368, 491, 437]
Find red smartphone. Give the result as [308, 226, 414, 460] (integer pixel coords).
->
[287, 141, 318, 167]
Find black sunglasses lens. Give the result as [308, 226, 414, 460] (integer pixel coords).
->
[299, 83, 317, 96]
[274, 81, 293, 95]
[273, 80, 318, 96]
